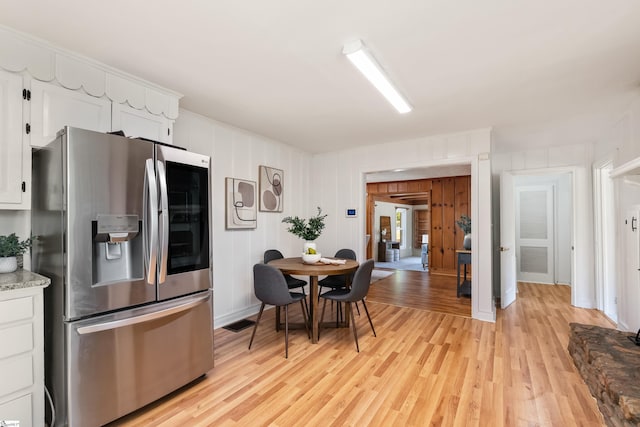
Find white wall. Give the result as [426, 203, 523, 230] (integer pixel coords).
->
[311, 128, 495, 322]
[492, 142, 596, 308]
[595, 94, 640, 332]
[173, 109, 313, 328]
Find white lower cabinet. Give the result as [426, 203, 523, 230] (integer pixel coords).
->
[0, 394, 32, 426]
[0, 287, 46, 427]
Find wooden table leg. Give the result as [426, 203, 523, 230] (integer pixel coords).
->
[457, 254, 461, 297]
[309, 275, 319, 343]
[344, 274, 352, 327]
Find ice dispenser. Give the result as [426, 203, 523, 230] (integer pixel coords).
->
[92, 214, 143, 285]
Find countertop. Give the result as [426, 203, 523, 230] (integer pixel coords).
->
[0, 269, 51, 292]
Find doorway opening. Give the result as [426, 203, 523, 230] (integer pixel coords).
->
[364, 166, 472, 317]
[501, 168, 577, 309]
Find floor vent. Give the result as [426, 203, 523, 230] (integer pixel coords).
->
[223, 319, 255, 332]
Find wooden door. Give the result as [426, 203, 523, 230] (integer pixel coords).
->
[430, 176, 470, 275]
[442, 178, 456, 270]
[431, 180, 444, 271]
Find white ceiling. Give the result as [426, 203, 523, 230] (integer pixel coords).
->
[1, 1, 639, 154]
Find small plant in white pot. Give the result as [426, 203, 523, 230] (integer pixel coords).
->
[455, 215, 472, 250]
[282, 207, 327, 260]
[0, 233, 35, 273]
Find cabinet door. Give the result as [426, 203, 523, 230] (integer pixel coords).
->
[0, 394, 33, 427]
[112, 102, 173, 144]
[0, 70, 27, 207]
[30, 80, 112, 147]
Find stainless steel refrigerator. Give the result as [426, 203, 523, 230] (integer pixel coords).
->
[31, 127, 214, 427]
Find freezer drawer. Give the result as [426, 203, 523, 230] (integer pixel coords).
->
[64, 292, 213, 427]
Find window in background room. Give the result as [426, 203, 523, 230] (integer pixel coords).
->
[396, 208, 407, 249]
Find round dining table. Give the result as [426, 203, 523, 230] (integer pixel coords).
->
[267, 257, 359, 343]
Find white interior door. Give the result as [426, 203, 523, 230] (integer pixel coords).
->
[500, 171, 517, 308]
[516, 185, 555, 284]
[624, 209, 640, 330]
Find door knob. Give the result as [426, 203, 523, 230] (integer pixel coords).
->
[499, 246, 509, 252]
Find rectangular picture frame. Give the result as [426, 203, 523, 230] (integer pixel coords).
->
[258, 165, 284, 212]
[225, 177, 257, 229]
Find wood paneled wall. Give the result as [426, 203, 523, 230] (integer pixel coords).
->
[367, 176, 470, 275]
[430, 176, 470, 275]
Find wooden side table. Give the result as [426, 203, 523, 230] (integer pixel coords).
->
[456, 250, 471, 297]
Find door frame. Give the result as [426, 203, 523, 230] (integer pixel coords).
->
[500, 166, 585, 308]
[593, 154, 617, 322]
[360, 154, 497, 323]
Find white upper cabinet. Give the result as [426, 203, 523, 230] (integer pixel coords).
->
[29, 80, 112, 148]
[112, 102, 173, 143]
[0, 69, 29, 208]
[0, 26, 182, 206]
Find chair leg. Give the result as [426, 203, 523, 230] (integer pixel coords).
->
[348, 302, 359, 352]
[300, 299, 310, 338]
[248, 303, 265, 350]
[284, 304, 289, 359]
[302, 296, 310, 319]
[354, 301, 360, 316]
[361, 299, 376, 337]
[319, 298, 328, 340]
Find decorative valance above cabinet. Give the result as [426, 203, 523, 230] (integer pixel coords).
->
[0, 25, 182, 210]
[0, 25, 181, 119]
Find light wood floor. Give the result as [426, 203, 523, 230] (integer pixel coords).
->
[367, 269, 471, 317]
[111, 280, 614, 426]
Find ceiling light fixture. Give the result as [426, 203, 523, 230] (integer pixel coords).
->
[342, 39, 412, 114]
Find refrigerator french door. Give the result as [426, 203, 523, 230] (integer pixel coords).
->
[32, 127, 213, 427]
[156, 144, 210, 301]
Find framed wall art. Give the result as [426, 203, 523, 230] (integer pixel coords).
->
[225, 177, 257, 229]
[259, 165, 283, 212]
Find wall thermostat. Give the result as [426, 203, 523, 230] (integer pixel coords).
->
[346, 208, 357, 218]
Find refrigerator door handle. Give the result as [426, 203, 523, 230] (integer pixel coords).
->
[144, 158, 159, 284]
[157, 160, 169, 284]
[76, 293, 210, 334]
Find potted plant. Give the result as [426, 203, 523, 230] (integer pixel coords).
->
[456, 215, 472, 250]
[0, 233, 35, 273]
[282, 207, 327, 254]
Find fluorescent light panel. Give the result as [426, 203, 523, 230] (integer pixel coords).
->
[343, 40, 412, 114]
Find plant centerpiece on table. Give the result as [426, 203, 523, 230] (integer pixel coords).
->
[282, 207, 327, 260]
[455, 215, 472, 250]
[0, 233, 35, 273]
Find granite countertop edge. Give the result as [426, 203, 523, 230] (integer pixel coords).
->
[0, 269, 51, 292]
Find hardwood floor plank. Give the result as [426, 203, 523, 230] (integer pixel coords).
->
[109, 281, 614, 427]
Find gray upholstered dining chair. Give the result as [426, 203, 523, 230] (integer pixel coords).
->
[264, 249, 309, 316]
[318, 248, 356, 294]
[318, 248, 358, 320]
[319, 259, 376, 352]
[249, 263, 309, 358]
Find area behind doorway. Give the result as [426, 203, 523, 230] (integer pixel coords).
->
[367, 269, 471, 317]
